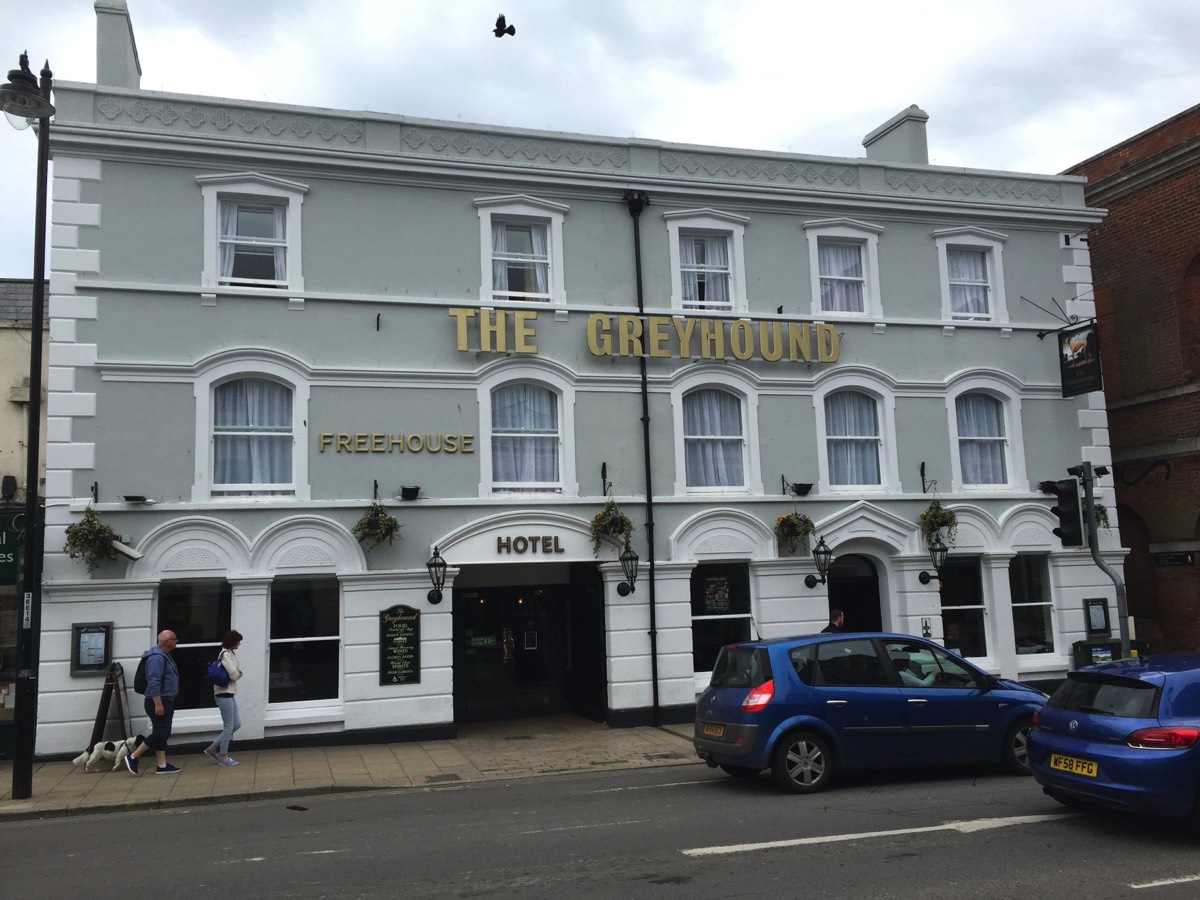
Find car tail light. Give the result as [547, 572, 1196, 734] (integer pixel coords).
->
[742, 678, 774, 712]
[1126, 726, 1200, 750]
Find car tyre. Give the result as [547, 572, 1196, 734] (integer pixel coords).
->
[1001, 716, 1033, 775]
[770, 731, 834, 794]
[719, 764, 759, 778]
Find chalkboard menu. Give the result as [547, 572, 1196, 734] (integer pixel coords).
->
[380, 604, 420, 685]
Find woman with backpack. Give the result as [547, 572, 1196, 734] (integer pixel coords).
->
[203, 630, 244, 766]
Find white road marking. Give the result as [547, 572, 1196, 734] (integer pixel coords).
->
[1130, 874, 1200, 890]
[681, 813, 1075, 856]
[301, 850, 341, 855]
[592, 779, 714, 793]
[522, 818, 655, 835]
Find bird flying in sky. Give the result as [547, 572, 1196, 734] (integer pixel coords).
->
[494, 14, 515, 37]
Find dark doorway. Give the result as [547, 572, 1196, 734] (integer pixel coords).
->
[827, 554, 882, 632]
[453, 568, 609, 723]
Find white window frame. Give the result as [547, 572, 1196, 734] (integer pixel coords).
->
[475, 195, 568, 305]
[198, 172, 308, 295]
[803, 218, 884, 317]
[933, 226, 1008, 323]
[477, 364, 578, 497]
[946, 377, 1026, 494]
[669, 368, 760, 496]
[813, 374, 900, 495]
[664, 208, 749, 313]
[192, 354, 311, 502]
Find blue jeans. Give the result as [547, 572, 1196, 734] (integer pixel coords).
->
[213, 694, 241, 755]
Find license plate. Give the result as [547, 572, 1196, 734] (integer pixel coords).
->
[1050, 753, 1097, 777]
[702, 722, 725, 738]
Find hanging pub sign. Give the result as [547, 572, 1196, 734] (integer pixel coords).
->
[380, 604, 420, 685]
[1058, 322, 1103, 398]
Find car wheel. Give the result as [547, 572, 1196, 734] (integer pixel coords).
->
[719, 764, 759, 778]
[770, 731, 834, 794]
[1002, 717, 1033, 775]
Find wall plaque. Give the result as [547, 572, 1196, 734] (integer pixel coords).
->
[380, 604, 420, 685]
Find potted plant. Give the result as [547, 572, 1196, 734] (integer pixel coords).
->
[352, 500, 401, 550]
[591, 498, 633, 555]
[64, 505, 119, 572]
[774, 512, 814, 555]
[919, 498, 957, 545]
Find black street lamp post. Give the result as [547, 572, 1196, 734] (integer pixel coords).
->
[1, 52, 54, 801]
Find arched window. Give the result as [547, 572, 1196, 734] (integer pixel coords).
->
[683, 388, 745, 487]
[956, 392, 1008, 485]
[212, 377, 294, 495]
[825, 391, 880, 485]
[490, 382, 561, 491]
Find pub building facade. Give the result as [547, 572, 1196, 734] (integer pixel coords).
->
[31, 3, 1119, 756]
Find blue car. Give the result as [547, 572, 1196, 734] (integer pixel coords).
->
[693, 632, 1046, 793]
[1029, 654, 1200, 823]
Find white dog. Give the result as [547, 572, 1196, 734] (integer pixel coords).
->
[72, 735, 145, 772]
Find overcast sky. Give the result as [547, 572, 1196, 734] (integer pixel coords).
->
[2, 0, 1197, 278]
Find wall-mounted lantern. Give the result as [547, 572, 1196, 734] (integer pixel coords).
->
[918, 534, 949, 585]
[804, 536, 833, 589]
[426, 546, 447, 604]
[617, 545, 639, 596]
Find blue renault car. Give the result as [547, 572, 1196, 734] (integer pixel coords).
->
[1029, 654, 1200, 823]
[693, 632, 1046, 793]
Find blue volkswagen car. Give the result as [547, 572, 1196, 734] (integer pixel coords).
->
[693, 632, 1046, 793]
[1029, 654, 1200, 823]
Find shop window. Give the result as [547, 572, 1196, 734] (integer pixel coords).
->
[939, 557, 988, 658]
[212, 377, 295, 496]
[157, 580, 232, 711]
[269, 576, 341, 704]
[691, 562, 753, 672]
[683, 387, 745, 488]
[1009, 554, 1055, 654]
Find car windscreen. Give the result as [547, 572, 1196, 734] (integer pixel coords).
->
[709, 647, 771, 689]
[1048, 673, 1159, 718]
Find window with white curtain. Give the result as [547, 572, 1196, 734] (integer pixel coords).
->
[684, 388, 745, 487]
[956, 392, 1008, 485]
[198, 172, 308, 295]
[219, 200, 287, 287]
[933, 227, 1008, 323]
[475, 195, 568, 304]
[679, 232, 732, 311]
[212, 377, 294, 495]
[818, 240, 865, 312]
[825, 391, 881, 485]
[490, 382, 561, 491]
[947, 248, 990, 319]
[491, 221, 550, 301]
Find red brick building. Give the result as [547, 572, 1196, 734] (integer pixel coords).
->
[1067, 105, 1200, 651]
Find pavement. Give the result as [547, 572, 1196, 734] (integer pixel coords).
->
[0, 717, 701, 821]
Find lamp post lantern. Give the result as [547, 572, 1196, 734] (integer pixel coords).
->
[1, 52, 53, 801]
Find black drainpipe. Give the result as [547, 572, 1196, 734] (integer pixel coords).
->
[625, 191, 660, 726]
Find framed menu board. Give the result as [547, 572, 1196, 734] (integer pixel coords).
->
[380, 604, 420, 685]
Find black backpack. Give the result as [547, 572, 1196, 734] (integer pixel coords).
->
[132, 655, 148, 694]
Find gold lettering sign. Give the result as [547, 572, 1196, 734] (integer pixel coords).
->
[318, 433, 475, 453]
[450, 307, 840, 363]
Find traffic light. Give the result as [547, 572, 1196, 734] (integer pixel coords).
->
[1039, 478, 1084, 547]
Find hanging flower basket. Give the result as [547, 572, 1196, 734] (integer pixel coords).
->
[352, 501, 401, 550]
[1088, 498, 1111, 529]
[774, 512, 814, 555]
[919, 499, 957, 545]
[64, 505, 119, 572]
[591, 498, 633, 555]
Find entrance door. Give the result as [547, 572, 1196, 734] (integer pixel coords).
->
[454, 585, 568, 721]
[827, 554, 883, 632]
